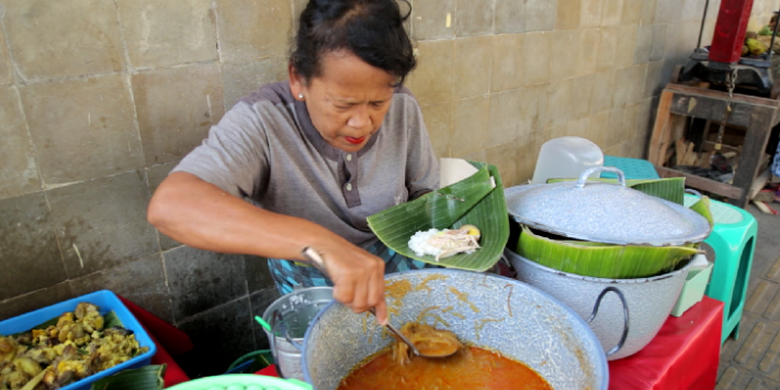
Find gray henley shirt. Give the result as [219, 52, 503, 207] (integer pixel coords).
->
[172, 81, 439, 248]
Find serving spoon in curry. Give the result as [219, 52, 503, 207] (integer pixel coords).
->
[368, 307, 461, 358]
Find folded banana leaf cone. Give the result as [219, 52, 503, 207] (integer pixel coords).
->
[367, 160, 509, 272]
[509, 172, 714, 279]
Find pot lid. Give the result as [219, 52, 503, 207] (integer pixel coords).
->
[504, 167, 711, 246]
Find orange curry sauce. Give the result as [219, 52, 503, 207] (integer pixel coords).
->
[336, 346, 553, 390]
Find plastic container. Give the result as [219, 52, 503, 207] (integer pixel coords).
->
[531, 136, 604, 183]
[262, 287, 333, 381]
[167, 374, 311, 390]
[226, 349, 274, 374]
[671, 255, 714, 317]
[0, 290, 156, 390]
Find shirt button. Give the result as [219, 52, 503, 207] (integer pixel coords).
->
[346, 183, 353, 191]
[346, 154, 353, 162]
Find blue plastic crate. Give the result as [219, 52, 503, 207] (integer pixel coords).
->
[0, 290, 157, 390]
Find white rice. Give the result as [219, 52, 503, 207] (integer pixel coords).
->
[408, 228, 446, 257]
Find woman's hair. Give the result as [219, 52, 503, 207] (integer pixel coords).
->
[291, 0, 415, 86]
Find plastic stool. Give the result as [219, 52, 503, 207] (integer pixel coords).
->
[600, 155, 661, 180]
[684, 194, 758, 344]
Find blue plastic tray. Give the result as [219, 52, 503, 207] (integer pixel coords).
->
[0, 290, 157, 390]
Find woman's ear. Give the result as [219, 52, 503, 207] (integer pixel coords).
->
[289, 64, 306, 101]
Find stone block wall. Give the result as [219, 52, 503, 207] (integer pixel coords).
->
[1, 0, 777, 376]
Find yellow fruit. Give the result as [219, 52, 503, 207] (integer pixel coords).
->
[746, 38, 768, 55]
[742, 45, 749, 56]
[458, 224, 481, 239]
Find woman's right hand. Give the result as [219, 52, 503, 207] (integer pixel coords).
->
[310, 243, 389, 325]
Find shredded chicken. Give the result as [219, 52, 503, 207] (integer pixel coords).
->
[426, 225, 482, 261]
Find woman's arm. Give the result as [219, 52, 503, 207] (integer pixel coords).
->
[148, 171, 389, 323]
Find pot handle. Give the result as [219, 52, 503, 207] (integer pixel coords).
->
[272, 310, 304, 352]
[587, 286, 629, 357]
[685, 188, 703, 198]
[268, 310, 279, 359]
[576, 167, 625, 188]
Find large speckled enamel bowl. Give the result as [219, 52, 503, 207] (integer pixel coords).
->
[506, 247, 694, 360]
[302, 269, 608, 390]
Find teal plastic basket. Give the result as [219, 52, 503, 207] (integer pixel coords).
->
[226, 350, 275, 374]
[167, 374, 311, 390]
[600, 155, 660, 180]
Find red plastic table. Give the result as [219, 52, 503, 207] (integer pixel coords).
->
[255, 296, 724, 389]
[608, 295, 723, 389]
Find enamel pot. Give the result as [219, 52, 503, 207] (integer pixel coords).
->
[302, 269, 626, 389]
[506, 247, 695, 360]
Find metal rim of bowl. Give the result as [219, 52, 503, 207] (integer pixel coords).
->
[261, 286, 335, 336]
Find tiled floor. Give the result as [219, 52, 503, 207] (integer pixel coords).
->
[716, 207, 780, 389]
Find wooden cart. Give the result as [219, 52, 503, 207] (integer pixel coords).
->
[647, 83, 778, 208]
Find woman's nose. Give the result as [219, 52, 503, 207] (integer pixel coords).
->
[347, 106, 372, 129]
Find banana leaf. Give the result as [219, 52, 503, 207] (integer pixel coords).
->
[547, 177, 686, 205]
[517, 226, 700, 279]
[90, 365, 166, 390]
[689, 196, 714, 227]
[103, 311, 123, 329]
[367, 162, 509, 271]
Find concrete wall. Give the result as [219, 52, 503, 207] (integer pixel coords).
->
[0, 0, 777, 376]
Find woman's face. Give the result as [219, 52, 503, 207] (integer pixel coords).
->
[290, 50, 396, 153]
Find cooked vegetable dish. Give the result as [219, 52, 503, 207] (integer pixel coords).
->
[0, 303, 148, 390]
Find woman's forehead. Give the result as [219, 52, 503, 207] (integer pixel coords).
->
[313, 51, 396, 98]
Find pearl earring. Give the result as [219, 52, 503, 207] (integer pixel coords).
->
[298, 94, 304, 100]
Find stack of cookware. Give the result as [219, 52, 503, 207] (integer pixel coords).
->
[504, 167, 712, 360]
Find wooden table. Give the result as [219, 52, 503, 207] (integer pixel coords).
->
[647, 83, 779, 208]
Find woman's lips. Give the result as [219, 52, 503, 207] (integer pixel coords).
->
[345, 136, 365, 145]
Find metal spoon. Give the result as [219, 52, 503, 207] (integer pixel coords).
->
[368, 307, 460, 358]
[368, 307, 422, 356]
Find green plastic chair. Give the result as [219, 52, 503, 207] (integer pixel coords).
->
[684, 194, 758, 344]
[167, 374, 311, 390]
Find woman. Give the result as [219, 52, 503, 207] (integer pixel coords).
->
[147, 0, 438, 325]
